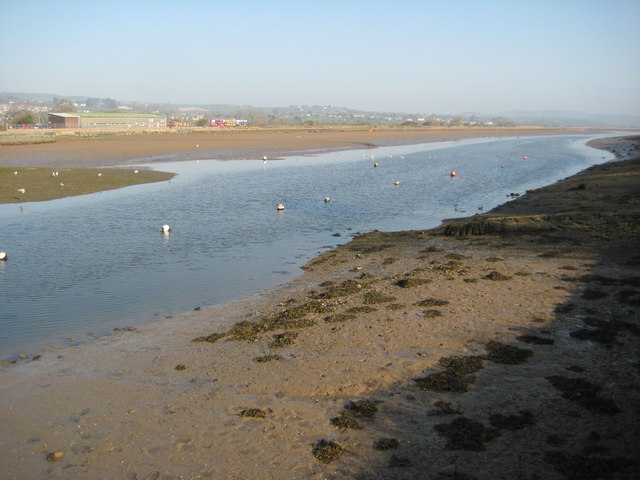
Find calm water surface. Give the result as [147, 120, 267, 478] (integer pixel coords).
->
[0, 135, 614, 359]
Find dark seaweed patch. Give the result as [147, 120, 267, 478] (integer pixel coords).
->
[414, 371, 475, 393]
[546, 376, 620, 414]
[485, 341, 533, 364]
[394, 278, 431, 288]
[486, 257, 503, 262]
[385, 303, 406, 311]
[253, 354, 282, 363]
[483, 271, 513, 281]
[382, 257, 397, 265]
[343, 399, 379, 419]
[330, 415, 363, 430]
[489, 410, 535, 430]
[438, 356, 484, 375]
[423, 309, 442, 318]
[174, 364, 187, 371]
[315, 279, 364, 298]
[362, 290, 397, 304]
[239, 408, 267, 418]
[373, 438, 400, 450]
[446, 253, 467, 260]
[324, 312, 357, 323]
[434, 417, 500, 451]
[416, 298, 449, 307]
[192, 332, 226, 343]
[269, 331, 298, 349]
[346, 306, 378, 314]
[516, 334, 555, 345]
[419, 246, 443, 253]
[312, 439, 343, 464]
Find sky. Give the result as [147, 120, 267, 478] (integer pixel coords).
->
[1, 0, 639, 116]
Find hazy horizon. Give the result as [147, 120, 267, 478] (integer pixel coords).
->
[2, 0, 639, 117]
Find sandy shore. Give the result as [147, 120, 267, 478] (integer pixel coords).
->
[0, 126, 603, 168]
[0, 134, 638, 479]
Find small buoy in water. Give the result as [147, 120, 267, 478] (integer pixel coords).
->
[373, 162, 379, 168]
[0, 252, 7, 261]
[160, 224, 171, 233]
[394, 181, 400, 186]
[450, 171, 456, 177]
[277, 203, 285, 211]
[324, 197, 331, 203]
[523, 156, 528, 160]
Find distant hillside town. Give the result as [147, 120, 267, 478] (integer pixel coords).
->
[1, 92, 638, 130]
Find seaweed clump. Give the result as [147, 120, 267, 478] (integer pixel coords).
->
[416, 297, 449, 307]
[362, 290, 397, 304]
[415, 355, 483, 393]
[483, 271, 513, 281]
[438, 356, 484, 375]
[394, 278, 431, 288]
[312, 439, 343, 464]
[331, 399, 379, 430]
[239, 408, 267, 418]
[485, 341, 533, 364]
[414, 370, 475, 393]
[373, 438, 399, 451]
[517, 334, 555, 345]
[434, 417, 500, 451]
[344, 399, 379, 419]
[489, 410, 535, 430]
[269, 331, 298, 349]
[324, 312, 357, 323]
[315, 279, 364, 299]
[253, 354, 282, 363]
[546, 375, 620, 414]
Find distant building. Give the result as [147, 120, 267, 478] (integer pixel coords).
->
[48, 112, 166, 128]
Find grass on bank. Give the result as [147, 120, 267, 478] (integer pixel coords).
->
[0, 167, 175, 204]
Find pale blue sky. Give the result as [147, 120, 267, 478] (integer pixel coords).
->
[1, 0, 639, 115]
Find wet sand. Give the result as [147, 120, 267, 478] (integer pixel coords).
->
[0, 126, 595, 168]
[0, 135, 638, 480]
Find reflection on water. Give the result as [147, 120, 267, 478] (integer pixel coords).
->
[0, 135, 614, 358]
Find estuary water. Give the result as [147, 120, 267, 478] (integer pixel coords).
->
[0, 135, 614, 359]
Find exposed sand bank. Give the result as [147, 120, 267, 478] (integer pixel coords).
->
[0, 135, 638, 480]
[0, 126, 604, 168]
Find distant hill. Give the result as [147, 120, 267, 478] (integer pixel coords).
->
[2, 92, 638, 128]
[504, 110, 640, 128]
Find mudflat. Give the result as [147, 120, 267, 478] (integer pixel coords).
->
[0, 134, 638, 480]
[0, 126, 589, 168]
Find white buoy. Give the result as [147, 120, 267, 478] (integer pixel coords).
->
[17, 188, 25, 194]
[277, 203, 285, 211]
[134, 170, 139, 174]
[160, 224, 171, 233]
[394, 181, 401, 186]
[0, 252, 7, 261]
[324, 197, 331, 203]
[98, 173, 102, 177]
[13, 171, 17, 175]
